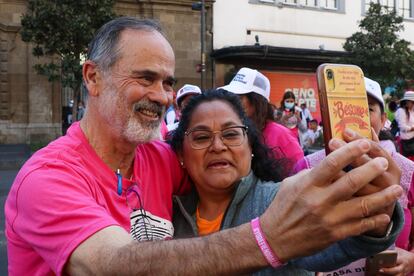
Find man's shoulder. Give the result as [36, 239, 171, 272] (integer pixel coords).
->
[24, 132, 89, 171]
[14, 124, 97, 192]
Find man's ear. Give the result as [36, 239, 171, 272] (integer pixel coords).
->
[83, 61, 101, 97]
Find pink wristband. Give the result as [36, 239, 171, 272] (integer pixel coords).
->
[251, 217, 284, 268]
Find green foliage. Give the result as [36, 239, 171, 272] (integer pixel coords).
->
[20, 0, 116, 94]
[343, 2, 414, 98]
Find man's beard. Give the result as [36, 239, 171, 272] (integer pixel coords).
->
[99, 81, 165, 144]
[123, 99, 165, 144]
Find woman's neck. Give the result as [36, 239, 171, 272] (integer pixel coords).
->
[197, 192, 233, 221]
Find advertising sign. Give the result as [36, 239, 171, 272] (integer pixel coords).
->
[262, 71, 321, 123]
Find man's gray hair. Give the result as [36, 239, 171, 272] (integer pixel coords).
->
[82, 17, 166, 100]
[88, 16, 165, 72]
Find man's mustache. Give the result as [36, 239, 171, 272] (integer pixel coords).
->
[133, 100, 165, 118]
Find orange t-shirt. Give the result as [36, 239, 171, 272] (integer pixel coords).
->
[196, 207, 224, 236]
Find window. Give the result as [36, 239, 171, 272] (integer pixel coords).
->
[364, 0, 413, 18]
[253, 0, 344, 11]
[399, 0, 412, 17]
[298, 0, 318, 7]
[282, 0, 298, 5]
[323, 0, 338, 9]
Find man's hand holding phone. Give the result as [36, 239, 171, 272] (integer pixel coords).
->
[329, 128, 401, 237]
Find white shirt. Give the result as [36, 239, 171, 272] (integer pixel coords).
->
[395, 107, 414, 140]
[301, 108, 313, 122]
[302, 127, 322, 147]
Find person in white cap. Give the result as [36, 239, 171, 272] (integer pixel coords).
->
[395, 90, 414, 158]
[166, 84, 202, 132]
[220, 67, 304, 172]
[176, 84, 202, 111]
[294, 77, 414, 275]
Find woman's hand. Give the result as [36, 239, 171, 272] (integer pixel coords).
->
[379, 248, 414, 275]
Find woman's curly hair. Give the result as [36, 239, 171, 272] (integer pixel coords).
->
[169, 89, 289, 182]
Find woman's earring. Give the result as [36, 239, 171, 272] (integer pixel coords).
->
[180, 161, 185, 168]
[251, 154, 254, 158]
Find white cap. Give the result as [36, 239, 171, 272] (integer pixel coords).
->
[176, 84, 202, 106]
[401, 91, 414, 102]
[219, 67, 270, 101]
[364, 77, 384, 110]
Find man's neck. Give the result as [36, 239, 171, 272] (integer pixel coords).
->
[80, 114, 136, 178]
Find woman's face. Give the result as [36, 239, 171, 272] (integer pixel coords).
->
[368, 96, 386, 135]
[284, 97, 295, 105]
[181, 100, 252, 197]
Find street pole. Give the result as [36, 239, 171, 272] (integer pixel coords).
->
[200, 0, 206, 90]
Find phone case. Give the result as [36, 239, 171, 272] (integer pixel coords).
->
[317, 63, 372, 154]
[365, 251, 398, 276]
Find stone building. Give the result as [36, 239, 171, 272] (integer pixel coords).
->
[0, 0, 213, 144]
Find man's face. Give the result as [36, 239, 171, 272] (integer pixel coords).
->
[368, 96, 386, 135]
[97, 29, 175, 144]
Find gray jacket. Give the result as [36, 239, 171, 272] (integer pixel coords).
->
[173, 172, 404, 275]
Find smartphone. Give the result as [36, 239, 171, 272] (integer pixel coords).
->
[317, 64, 372, 154]
[365, 250, 398, 276]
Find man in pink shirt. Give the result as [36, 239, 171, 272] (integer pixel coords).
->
[5, 17, 405, 275]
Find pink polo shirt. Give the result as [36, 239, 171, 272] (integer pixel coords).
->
[5, 122, 188, 275]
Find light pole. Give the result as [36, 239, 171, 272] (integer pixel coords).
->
[192, 1, 206, 90]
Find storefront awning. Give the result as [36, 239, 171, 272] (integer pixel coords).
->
[211, 45, 349, 72]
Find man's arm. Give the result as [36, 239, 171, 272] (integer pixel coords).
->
[66, 138, 402, 275]
[66, 224, 265, 275]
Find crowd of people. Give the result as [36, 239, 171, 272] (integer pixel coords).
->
[4, 16, 414, 275]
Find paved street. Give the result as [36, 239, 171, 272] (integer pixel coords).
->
[0, 169, 18, 274]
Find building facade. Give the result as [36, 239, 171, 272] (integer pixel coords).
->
[0, 0, 213, 144]
[212, 0, 414, 118]
[2, 0, 414, 144]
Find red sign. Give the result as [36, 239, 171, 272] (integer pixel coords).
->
[262, 71, 321, 122]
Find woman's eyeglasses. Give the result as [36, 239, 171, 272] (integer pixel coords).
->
[185, 125, 248, 150]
